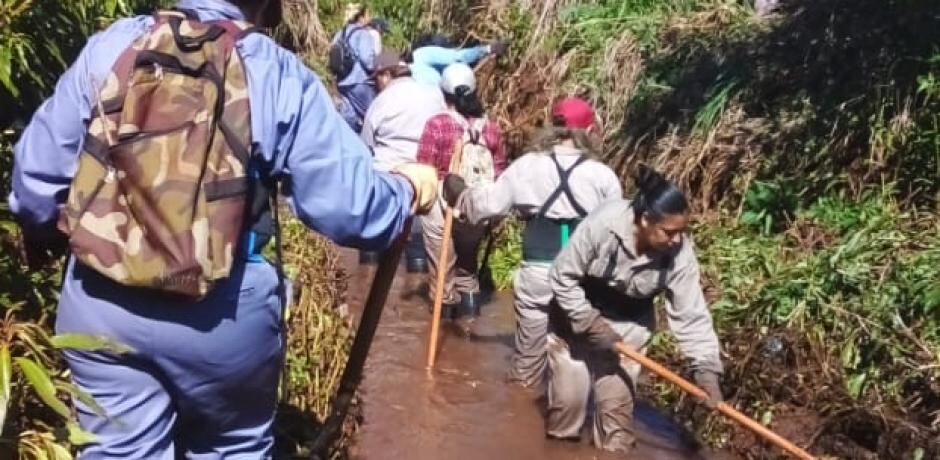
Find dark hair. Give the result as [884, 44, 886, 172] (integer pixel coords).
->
[445, 86, 485, 118]
[632, 165, 688, 222]
[348, 6, 368, 24]
[530, 114, 601, 156]
[411, 33, 451, 51]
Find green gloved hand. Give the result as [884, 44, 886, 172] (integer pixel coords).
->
[585, 316, 620, 352]
[694, 370, 723, 409]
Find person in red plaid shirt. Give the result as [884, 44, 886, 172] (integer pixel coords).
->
[417, 63, 508, 317]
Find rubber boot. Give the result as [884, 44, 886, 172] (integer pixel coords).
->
[428, 300, 458, 319]
[458, 291, 483, 318]
[405, 219, 428, 273]
[359, 251, 380, 265]
[406, 257, 428, 273]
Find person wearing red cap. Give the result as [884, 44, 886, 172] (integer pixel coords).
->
[440, 96, 622, 388]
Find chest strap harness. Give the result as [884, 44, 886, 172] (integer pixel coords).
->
[522, 153, 589, 262]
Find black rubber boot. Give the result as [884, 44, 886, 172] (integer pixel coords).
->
[406, 257, 428, 273]
[359, 251, 380, 265]
[428, 300, 458, 319]
[458, 291, 483, 318]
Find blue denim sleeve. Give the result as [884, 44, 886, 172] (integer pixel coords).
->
[237, 34, 413, 250]
[8, 17, 151, 236]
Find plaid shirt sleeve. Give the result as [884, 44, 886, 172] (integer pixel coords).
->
[417, 114, 462, 178]
[483, 120, 508, 177]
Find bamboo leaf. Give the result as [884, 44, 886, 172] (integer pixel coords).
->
[59, 382, 107, 419]
[46, 440, 72, 460]
[66, 422, 96, 446]
[15, 357, 71, 419]
[0, 44, 16, 97]
[0, 343, 10, 431]
[51, 334, 134, 354]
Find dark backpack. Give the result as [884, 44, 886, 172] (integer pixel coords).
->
[329, 25, 365, 80]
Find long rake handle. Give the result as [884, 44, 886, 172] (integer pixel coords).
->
[613, 343, 816, 460]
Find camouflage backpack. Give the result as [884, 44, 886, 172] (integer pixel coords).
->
[58, 11, 259, 299]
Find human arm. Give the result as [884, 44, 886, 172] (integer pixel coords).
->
[601, 168, 624, 200]
[665, 244, 724, 376]
[359, 101, 379, 151]
[484, 120, 508, 177]
[240, 35, 413, 250]
[412, 45, 489, 68]
[452, 158, 521, 224]
[415, 115, 448, 177]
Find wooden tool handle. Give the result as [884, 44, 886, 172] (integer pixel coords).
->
[614, 343, 816, 460]
[426, 138, 466, 369]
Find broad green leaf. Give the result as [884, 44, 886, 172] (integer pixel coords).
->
[51, 334, 134, 354]
[912, 447, 925, 460]
[15, 357, 71, 419]
[66, 422, 96, 446]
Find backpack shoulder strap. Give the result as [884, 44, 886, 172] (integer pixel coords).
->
[214, 19, 264, 40]
[341, 25, 372, 72]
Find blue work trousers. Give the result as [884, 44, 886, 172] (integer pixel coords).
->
[337, 82, 376, 132]
[56, 259, 285, 459]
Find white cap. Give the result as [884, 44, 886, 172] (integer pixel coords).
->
[440, 63, 476, 95]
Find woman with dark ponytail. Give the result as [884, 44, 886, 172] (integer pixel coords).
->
[416, 63, 507, 318]
[544, 166, 724, 454]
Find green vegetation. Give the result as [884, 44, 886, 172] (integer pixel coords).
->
[1, 0, 938, 458]
[441, 0, 939, 457]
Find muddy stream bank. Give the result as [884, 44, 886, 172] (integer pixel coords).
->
[337, 249, 737, 460]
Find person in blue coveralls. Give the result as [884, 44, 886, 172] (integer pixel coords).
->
[8, 0, 439, 458]
[332, 3, 384, 132]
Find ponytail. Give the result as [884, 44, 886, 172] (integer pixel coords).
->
[445, 86, 485, 119]
[632, 165, 688, 223]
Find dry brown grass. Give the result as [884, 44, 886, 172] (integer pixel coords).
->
[617, 105, 768, 212]
[280, 0, 332, 57]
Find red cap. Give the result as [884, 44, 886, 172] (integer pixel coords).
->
[552, 97, 595, 129]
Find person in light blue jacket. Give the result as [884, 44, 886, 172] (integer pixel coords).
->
[8, 0, 438, 458]
[332, 4, 382, 132]
[407, 33, 509, 87]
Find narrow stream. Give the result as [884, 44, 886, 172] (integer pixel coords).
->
[342, 250, 737, 460]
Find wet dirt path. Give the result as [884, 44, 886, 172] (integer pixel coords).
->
[341, 250, 736, 460]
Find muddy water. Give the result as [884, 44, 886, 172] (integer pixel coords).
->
[341, 250, 735, 460]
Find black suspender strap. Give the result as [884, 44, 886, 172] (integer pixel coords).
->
[536, 153, 589, 218]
